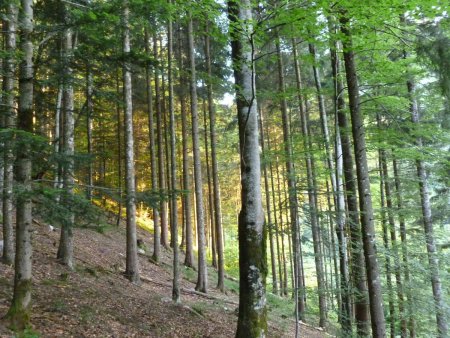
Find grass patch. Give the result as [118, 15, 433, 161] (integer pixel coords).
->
[80, 305, 96, 324]
[14, 328, 40, 338]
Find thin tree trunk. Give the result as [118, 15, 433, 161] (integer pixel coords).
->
[145, 27, 160, 263]
[187, 14, 207, 293]
[331, 39, 369, 337]
[329, 31, 352, 333]
[340, 13, 386, 337]
[202, 99, 216, 267]
[275, 156, 288, 297]
[379, 153, 396, 338]
[292, 40, 327, 328]
[275, 39, 301, 329]
[57, 7, 75, 269]
[177, 27, 194, 267]
[154, 34, 169, 249]
[228, 1, 268, 335]
[6, 0, 33, 329]
[116, 68, 123, 226]
[379, 141, 406, 337]
[259, 110, 278, 295]
[392, 157, 416, 337]
[204, 25, 225, 290]
[268, 132, 284, 296]
[86, 65, 93, 201]
[1, 2, 18, 265]
[407, 78, 448, 338]
[167, 7, 180, 302]
[122, 0, 139, 283]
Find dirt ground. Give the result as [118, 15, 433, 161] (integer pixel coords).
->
[0, 219, 329, 337]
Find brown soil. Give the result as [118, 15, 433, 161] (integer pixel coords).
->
[0, 219, 328, 337]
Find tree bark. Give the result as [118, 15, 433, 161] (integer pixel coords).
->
[144, 27, 160, 263]
[228, 1, 268, 336]
[407, 78, 448, 338]
[6, 0, 34, 329]
[340, 13, 386, 337]
[329, 31, 353, 334]
[204, 25, 225, 290]
[187, 14, 207, 293]
[292, 40, 326, 327]
[154, 34, 169, 249]
[167, 7, 180, 302]
[259, 110, 278, 296]
[275, 39, 302, 328]
[57, 5, 75, 269]
[122, 0, 139, 284]
[176, 27, 194, 267]
[1, 2, 18, 265]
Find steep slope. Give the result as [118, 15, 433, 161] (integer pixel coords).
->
[0, 219, 327, 337]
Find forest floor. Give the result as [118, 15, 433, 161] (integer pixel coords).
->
[0, 216, 329, 337]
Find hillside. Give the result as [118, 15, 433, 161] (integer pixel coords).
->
[0, 219, 327, 337]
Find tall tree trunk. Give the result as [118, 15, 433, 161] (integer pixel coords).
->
[392, 157, 416, 337]
[144, 27, 160, 263]
[1, 2, 18, 265]
[6, 0, 33, 329]
[57, 6, 75, 269]
[154, 34, 169, 249]
[275, 156, 288, 297]
[115, 68, 123, 226]
[177, 27, 194, 267]
[329, 31, 352, 334]
[187, 14, 207, 293]
[204, 25, 225, 290]
[122, 0, 139, 284]
[268, 131, 284, 296]
[275, 39, 301, 329]
[167, 7, 180, 302]
[86, 65, 93, 201]
[228, 1, 268, 336]
[292, 40, 327, 327]
[202, 99, 216, 266]
[379, 142, 406, 337]
[259, 110, 278, 295]
[379, 153, 396, 338]
[331, 39, 369, 336]
[340, 13, 386, 337]
[407, 78, 448, 337]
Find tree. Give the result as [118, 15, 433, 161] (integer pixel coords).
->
[6, 0, 34, 329]
[1, 0, 18, 266]
[228, 0, 267, 336]
[122, 0, 139, 284]
[187, 13, 207, 293]
[340, 11, 386, 337]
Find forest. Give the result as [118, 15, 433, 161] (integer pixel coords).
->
[0, 0, 449, 337]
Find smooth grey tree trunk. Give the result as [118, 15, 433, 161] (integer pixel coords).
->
[86, 66, 93, 201]
[340, 13, 386, 337]
[2, 2, 18, 265]
[6, 0, 34, 329]
[122, 0, 139, 284]
[187, 15, 207, 293]
[228, 1, 268, 336]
